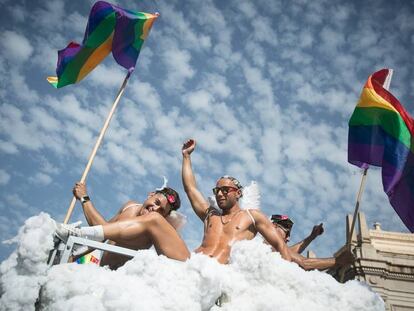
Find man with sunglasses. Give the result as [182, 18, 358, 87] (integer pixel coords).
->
[54, 182, 190, 269]
[182, 139, 292, 264]
[271, 215, 324, 254]
[270, 214, 354, 270]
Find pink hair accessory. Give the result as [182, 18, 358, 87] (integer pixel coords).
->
[167, 194, 176, 204]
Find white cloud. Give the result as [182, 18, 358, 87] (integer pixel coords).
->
[319, 26, 345, 54]
[129, 80, 161, 110]
[45, 94, 102, 131]
[5, 194, 28, 209]
[161, 46, 195, 90]
[0, 31, 33, 63]
[245, 41, 266, 68]
[34, 1, 65, 31]
[0, 104, 43, 150]
[237, 1, 257, 18]
[89, 64, 126, 88]
[251, 17, 278, 46]
[184, 89, 213, 112]
[65, 11, 87, 36]
[158, 2, 212, 52]
[0, 169, 10, 185]
[0, 140, 18, 154]
[8, 5, 27, 23]
[200, 74, 231, 99]
[29, 172, 53, 186]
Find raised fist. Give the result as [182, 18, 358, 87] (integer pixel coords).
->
[182, 139, 196, 156]
[311, 223, 324, 238]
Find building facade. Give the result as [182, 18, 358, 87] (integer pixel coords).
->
[328, 212, 414, 310]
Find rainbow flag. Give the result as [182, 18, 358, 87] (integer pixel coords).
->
[348, 69, 414, 232]
[47, 1, 158, 88]
[76, 253, 100, 265]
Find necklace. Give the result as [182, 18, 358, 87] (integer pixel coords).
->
[220, 210, 242, 225]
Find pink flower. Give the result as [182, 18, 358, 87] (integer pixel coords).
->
[167, 194, 175, 204]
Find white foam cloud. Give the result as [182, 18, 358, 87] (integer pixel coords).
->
[1, 215, 384, 310]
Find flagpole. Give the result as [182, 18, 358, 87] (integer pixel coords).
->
[63, 68, 134, 224]
[339, 69, 393, 282]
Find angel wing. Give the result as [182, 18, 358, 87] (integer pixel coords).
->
[240, 181, 260, 209]
[208, 181, 261, 211]
[166, 211, 187, 231]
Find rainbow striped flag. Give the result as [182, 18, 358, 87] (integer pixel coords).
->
[348, 69, 414, 232]
[47, 1, 158, 88]
[76, 253, 100, 265]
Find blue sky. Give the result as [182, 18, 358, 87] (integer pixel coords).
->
[0, 0, 413, 261]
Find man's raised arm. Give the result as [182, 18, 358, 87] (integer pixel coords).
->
[181, 139, 209, 221]
[290, 223, 324, 254]
[252, 210, 292, 261]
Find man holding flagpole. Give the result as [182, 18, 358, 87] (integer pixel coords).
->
[54, 182, 190, 269]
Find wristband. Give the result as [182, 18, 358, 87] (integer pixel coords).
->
[80, 196, 90, 204]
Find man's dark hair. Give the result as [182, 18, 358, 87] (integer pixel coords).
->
[155, 187, 181, 211]
[271, 214, 294, 235]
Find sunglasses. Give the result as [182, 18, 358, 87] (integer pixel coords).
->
[274, 224, 291, 237]
[212, 186, 239, 195]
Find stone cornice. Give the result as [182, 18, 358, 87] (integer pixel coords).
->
[353, 266, 414, 281]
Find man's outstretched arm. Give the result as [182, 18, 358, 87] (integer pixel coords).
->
[253, 210, 292, 261]
[289, 223, 324, 254]
[290, 250, 354, 271]
[181, 139, 209, 221]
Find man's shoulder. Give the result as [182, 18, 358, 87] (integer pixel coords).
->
[121, 200, 142, 212]
[205, 206, 221, 218]
[123, 200, 141, 206]
[243, 208, 266, 222]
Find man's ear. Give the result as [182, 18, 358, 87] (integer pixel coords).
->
[236, 189, 242, 199]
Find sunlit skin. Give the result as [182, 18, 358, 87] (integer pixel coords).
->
[73, 183, 190, 269]
[182, 139, 291, 264]
[268, 222, 354, 271]
[194, 178, 259, 263]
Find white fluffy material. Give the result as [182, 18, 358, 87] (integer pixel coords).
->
[1, 214, 384, 311]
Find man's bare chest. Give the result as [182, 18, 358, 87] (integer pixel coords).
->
[205, 213, 252, 236]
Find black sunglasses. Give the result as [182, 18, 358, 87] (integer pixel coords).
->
[212, 186, 239, 195]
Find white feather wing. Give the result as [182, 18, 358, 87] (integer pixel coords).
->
[240, 181, 260, 209]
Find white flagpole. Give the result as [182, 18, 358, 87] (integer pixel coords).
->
[63, 69, 133, 224]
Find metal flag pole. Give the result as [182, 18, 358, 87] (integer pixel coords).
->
[339, 69, 393, 282]
[63, 68, 134, 224]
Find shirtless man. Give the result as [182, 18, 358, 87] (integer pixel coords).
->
[270, 214, 354, 270]
[181, 139, 291, 264]
[55, 184, 190, 269]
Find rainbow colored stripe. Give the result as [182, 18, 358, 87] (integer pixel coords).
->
[76, 253, 100, 265]
[47, 1, 158, 88]
[348, 69, 414, 232]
